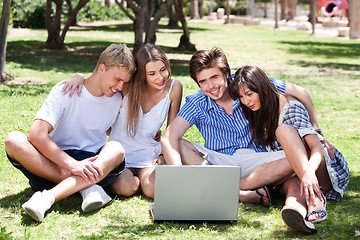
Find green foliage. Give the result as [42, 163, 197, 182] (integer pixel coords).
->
[0, 227, 12, 240]
[77, 1, 126, 22]
[11, 0, 46, 28]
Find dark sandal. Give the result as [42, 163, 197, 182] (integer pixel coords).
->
[255, 186, 272, 207]
[306, 192, 327, 223]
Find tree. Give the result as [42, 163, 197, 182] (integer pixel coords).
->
[0, 0, 12, 82]
[116, 0, 195, 53]
[280, 0, 297, 21]
[190, 0, 200, 19]
[44, 0, 90, 49]
[115, 0, 149, 53]
[309, 0, 316, 35]
[173, 0, 196, 51]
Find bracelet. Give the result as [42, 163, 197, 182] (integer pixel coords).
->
[315, 128, 323, 135]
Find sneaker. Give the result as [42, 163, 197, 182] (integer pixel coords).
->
[22, 190, 55, 222]
[79, 184, 111, 212]
[281, 206, 317, 234]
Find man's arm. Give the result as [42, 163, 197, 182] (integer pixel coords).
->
[161, 116, 191, 165]
[28, 119, 102, 183]
[285, 82, 320, 129]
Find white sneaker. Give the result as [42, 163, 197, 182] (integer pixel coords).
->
[22, 190, 55, 222]
[79, 184, 111, 212]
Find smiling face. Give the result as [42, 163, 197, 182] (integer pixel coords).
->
[195, 67, 229, 103]
[237, 85, 260, 111]
[100, 65, 132, 97]
[145, 60, 169, 89]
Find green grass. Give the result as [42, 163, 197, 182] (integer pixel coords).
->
[1, 20, 359, 239]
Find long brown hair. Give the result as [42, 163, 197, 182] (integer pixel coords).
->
[126, 43, 171, 136]
[229, 65, 279, 147]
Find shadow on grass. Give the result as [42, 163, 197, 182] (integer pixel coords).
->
[69, 21, 209, 35]
[6, 40, 120, 74]
[279, 40, 360, 60]
[6, 40, 194, 76]
[289, 60, 360, 74]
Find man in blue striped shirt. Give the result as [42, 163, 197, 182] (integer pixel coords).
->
[161, 48, 321, 206]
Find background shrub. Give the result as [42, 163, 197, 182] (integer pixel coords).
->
[11, 0, 46, 28]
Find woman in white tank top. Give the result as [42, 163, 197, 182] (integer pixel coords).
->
[61, 44, 182, 199]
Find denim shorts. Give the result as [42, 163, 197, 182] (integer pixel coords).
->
[8, 149, 125, 191]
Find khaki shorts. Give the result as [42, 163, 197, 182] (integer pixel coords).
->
[191, 142, 286, 178]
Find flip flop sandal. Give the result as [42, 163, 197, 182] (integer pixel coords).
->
[255, 186, 272, 207]
[281, 206, 317, 234]
[307, 193, 327, 223]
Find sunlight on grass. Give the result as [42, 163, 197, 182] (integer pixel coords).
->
[0, 20, 359, 239]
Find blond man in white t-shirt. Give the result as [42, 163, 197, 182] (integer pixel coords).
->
[4, 44, 135, 222]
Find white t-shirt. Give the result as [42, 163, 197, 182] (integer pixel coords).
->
[35, 84, 122, 153]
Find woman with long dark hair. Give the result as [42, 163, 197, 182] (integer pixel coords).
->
[229, 65, 348, 233]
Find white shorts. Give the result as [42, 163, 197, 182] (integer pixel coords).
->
[191, 142, 286, 178]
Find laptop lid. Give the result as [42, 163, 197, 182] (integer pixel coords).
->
[151, 165, 240, 221]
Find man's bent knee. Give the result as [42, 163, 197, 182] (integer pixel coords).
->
[5, 131, 28, 157]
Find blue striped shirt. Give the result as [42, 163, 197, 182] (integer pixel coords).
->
[178, 77, 286, 155]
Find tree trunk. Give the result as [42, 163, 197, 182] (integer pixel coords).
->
[0, 0, 12, 82]
[198, 0, 204, 18]
[288, 0, 297, 20]
[167, 4, 179, 28]
[280, 0, 286, 20]
[146, 0, 169, 44]
[190, 0, 200, 19]
[60, 0, 91, 44]
[66, 0, 77, 26]
[174, 0, 196, 51]
[275, 0, 279, 28]
[105, 0, 111, 6]
[44, 0, 65, 49]
[264, 0, 268, 18]
[310, 0, 316, 35]
[44, 0, 90, 50]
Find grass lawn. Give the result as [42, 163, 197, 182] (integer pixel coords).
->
[0, 20, 359, 239]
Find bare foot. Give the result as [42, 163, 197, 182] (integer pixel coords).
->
[239, 187, 271, 207]
[307, 193, 327, 222]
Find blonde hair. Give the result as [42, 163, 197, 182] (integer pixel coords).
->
[94, 44, 136, 74]
[126, 43, 171, 136]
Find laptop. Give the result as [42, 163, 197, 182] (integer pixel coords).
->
[150, 165, 241, 221]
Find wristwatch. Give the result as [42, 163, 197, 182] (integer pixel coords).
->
[315, 128, 323, 135]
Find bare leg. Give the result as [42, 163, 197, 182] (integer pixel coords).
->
[138, 167, 156, 199]
[179, 139, 209, 165]
[49, 140, 124, 202]
[280, 177, 307, 217]
[5, 131, 70, 183]
[316, 157, 332, 192]
[240, 158, 293, 190]
[239, 188, 271, 206]
[109, 168, 140, 197]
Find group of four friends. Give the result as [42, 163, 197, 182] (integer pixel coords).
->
[4, 43, 349, 233]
